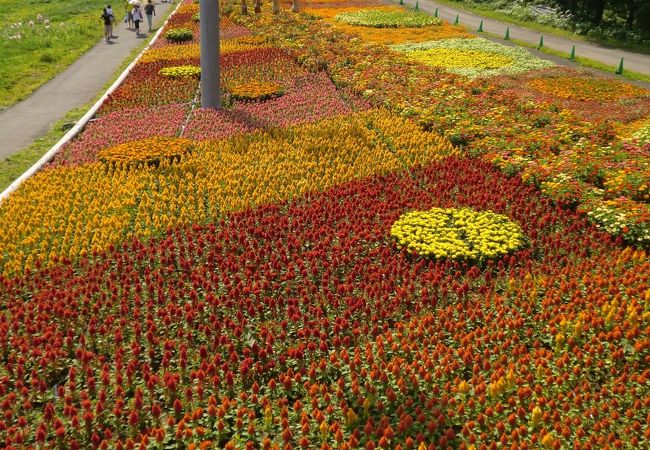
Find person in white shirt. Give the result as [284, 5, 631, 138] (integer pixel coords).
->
[132, 5, 143, 36]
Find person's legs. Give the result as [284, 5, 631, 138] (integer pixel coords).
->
[104, 24, 110, 42]
[147, 14, 153, 31]
[134, 19, 140, 36]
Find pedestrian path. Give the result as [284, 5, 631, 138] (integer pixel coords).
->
[397, 0, 650, 76]
[0, 1, 173, 160]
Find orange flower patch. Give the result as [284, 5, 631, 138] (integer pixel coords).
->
[528, 75, 648, 101]
[98, 137, 195, 166]
[229, 81, 285, 101]
[329, 21, 473, 44]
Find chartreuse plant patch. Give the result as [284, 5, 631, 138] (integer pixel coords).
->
[631, 123, 650, 144]
[391, 207, 525, 260]
[392, 38, 555, 78]
[165, 27, 193, 42]
[335, 8, 442, 28]
[158, 65, 201, 78]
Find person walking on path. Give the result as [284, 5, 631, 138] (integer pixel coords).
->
[125, 1, 134, 30]
[132, 5, 144, 36]
[106, 5, 116, 38]
[101, 8, 113, 43]
[145, 0, 156, 32]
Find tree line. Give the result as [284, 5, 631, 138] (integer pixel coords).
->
[558, 0, 649, 30]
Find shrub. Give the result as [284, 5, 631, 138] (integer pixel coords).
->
[165, 27, 193, 42]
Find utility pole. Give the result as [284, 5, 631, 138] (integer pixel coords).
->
[200, 0, 221, 109]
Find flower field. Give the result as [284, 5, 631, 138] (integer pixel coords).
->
[0, 0, 649, 448]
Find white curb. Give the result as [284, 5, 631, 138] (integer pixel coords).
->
[0, 1, 184, 204]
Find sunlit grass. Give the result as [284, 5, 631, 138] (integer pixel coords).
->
[0, 0, 107, 109]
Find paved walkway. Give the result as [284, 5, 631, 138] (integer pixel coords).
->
[0, 2, 173, 160]
[396, 0, 650, 76]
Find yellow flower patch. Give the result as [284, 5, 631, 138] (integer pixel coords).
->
[229, 81, 284, 101]
[0, 110, 457, 276]
[176, 2, 199, 15]
[158, 65, 201, 78]
[528, 76, 648, 101]
[391, 207, 526, 261]
[404, 48, 513, 70]
[140, 36, 270, 63]
[614, 117, 650, 140]
[98, 137, 196, 166]
[140, 44, 201, 64]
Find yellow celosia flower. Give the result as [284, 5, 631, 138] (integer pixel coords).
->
[531, 406, 542, 427]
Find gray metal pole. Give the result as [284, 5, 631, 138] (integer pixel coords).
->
[200, 0, 221, 109]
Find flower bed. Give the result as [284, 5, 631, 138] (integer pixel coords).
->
[158, 65, 202, 79]
[98, 137, 196, 166]
[53, 103, 190, 166]
[392, 38, 555, 78]
[391, 207, 526, 260]
[528, 75, 649, 101]
[335, 8, 442, 27]
[0, 157, 647, 449]
[0, 110, 455, 275]
[229, 81, 285, 101]
[0, 0, 649, 447]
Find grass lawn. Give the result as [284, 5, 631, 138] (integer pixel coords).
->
[0, 7, 174, 193]
[0, 0, 111, 110]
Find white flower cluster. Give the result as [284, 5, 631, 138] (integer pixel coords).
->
[3, 14, 51, 40]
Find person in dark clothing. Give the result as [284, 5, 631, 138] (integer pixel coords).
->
[144, 0, 156, 32]
[106, 5, 116, 38]
[101, 8, 112, 42]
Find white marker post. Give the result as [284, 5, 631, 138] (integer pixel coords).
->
[200, 0, 221, 109]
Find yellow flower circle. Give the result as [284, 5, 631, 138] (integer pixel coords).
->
[406, 48, 513, 70]
[391, 207, 525, 261]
